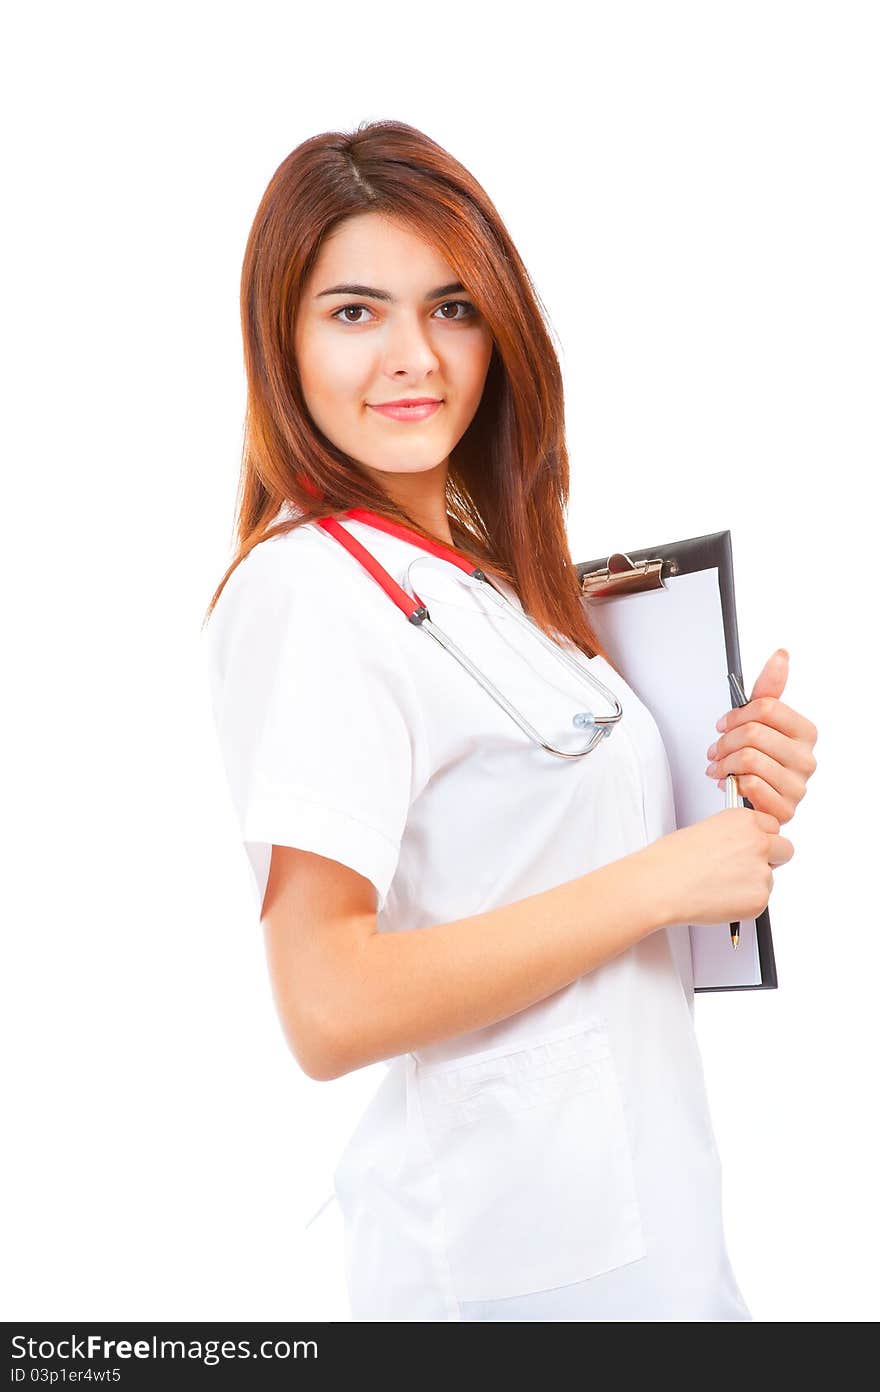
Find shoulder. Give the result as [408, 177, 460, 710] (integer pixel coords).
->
[204, 518, 431, 790]
[211, 522, 365, 627]
[219, 522, 333, 604]
[205, 520, 405, 670]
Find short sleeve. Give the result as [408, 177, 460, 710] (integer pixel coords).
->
[204, 535, 426, 918]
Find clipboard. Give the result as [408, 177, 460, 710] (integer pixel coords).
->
[575, 529, 778, 993]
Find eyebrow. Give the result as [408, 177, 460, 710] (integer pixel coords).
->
[314, 281, 466, 303]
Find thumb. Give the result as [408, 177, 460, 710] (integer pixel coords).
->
[749, 647, 789, 701]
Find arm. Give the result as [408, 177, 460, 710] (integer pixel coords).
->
[262, 839, 677, 1081]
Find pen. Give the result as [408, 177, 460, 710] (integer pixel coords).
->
[725, 672, 750, 949]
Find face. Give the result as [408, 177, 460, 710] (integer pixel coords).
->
[293, 212, 495, 494]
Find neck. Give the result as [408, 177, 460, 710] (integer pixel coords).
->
[367, 461, 455, 548]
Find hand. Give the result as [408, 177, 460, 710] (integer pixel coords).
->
[646, 806, 793, 928]
[704, 648, 818, 826]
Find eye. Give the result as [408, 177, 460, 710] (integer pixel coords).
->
[331, 304, 374, 324]
[433, 300, 478, 321]
[330, 300, 478, 325]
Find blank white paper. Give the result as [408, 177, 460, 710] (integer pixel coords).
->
[585, 567, 762, 989]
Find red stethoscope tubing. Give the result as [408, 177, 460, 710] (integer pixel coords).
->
[315, 507, 483, 622]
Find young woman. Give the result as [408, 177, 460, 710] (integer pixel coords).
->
[204, 120, 818, 1322]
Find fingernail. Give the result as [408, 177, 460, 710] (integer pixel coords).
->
[778, 648, 789, 660]
[716, 715, 728, 731]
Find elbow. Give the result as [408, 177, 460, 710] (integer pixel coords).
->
[287, 1013, 360, 1082]
[271, 932, 377, 1081]
[300, 1040, 348, 1082]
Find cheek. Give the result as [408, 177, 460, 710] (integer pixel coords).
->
[299, 335, 372, 412]
[454, 335, 494, 409]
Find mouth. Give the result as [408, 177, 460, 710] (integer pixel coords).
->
[368, 399, 443, 422]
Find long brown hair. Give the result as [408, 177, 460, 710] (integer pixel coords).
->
[203, 118, 613, 665]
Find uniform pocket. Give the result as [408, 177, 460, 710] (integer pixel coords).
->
[408, 1014, 647, 1303]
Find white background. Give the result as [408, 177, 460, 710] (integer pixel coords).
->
[3, 0, 877, 1323]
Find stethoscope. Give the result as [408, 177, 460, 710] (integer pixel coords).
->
[311, 507, 623, 759]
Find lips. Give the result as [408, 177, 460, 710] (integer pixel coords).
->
[368, 400, 443, 422]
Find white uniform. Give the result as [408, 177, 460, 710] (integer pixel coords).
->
[206, 513, 753, 1323]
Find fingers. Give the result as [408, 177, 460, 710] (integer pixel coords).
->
[768, 835, 794, 868]
[751, 809, 781, 834]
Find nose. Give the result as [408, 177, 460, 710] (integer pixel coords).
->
[380, 309, 441, 376]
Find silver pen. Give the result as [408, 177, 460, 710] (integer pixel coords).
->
[725, 673, 749, 948]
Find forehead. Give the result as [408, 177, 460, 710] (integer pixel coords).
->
[308, 212, 454, 287]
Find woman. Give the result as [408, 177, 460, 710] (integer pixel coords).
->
[204, 120, 818, 1321]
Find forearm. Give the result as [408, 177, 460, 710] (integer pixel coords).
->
[327, 840, 677, 1077]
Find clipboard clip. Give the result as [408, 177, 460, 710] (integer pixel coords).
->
[579, 551, 676, 601]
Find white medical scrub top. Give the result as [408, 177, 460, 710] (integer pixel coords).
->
[205, 511, 753, 1323]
